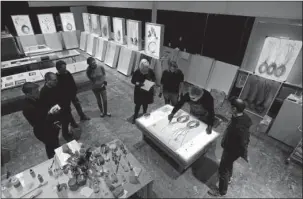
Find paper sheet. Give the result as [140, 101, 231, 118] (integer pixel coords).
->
[141, 80, 155, 91]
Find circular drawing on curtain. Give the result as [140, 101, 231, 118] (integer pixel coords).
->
[274, 65, 286, 77]
[266, 63, 276, 75]
[148, 42, 157, 54]
[21, 25, 30, 34]
[66, 23, 73, 31]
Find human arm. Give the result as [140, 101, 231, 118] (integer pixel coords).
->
[131, 70, 144, 86]
[238, 118, 252, 162]
[86, 69, 94, 83]
[168, 93, 190, 121]
[178, 72, 185, 99]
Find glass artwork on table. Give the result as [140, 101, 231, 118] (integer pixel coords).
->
[255, 37, 302, 82]
[145, 23, 164, 59]
[127, 20, 141, 51]
[82, 13, 91, 32]
[113, 17, 125, 44]
[60, 13, 76, 32]
[100, 16, 110, 40]
[90, 14, 101, 35]
[11, 15, 34, 36]
[37, 14, 56, 34]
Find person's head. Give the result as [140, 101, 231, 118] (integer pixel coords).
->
[55, 60, 67, 74]
[45, 72, 58, 88]
[189, 86, 204, 102]
[139, 59, 150, 75]
[87, 57, 97, 68]
[168, 60, 178, 73]
[230, 98, 246, 115]
[22, 82, 40, 100]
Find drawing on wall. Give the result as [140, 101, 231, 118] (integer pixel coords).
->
[100, 16, 111, 40]
[82, 13, 91, 32]
[11, 15, 34, 36]
[255, 37, 302, 82]
[90, 14, 101, 35]
[113, 17, 125, 44]
[37, 14, 56, 34]
[127, 20, 141, 50]
[145, 23, 164, 59]
[60, 13, 76, 31]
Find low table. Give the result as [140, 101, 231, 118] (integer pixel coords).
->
[136, 105, 220, 172]
[1, 139, 153, 198]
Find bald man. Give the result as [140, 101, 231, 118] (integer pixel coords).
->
[131, 59, 156, 124]
[40, 72, 74, 142]
[208, 98, 252, 197]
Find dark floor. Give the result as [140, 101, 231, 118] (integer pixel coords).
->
[1, 62, 302, 198]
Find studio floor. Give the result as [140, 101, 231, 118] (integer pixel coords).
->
[1, 64, 302, 198]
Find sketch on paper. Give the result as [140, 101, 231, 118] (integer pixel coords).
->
[37, 14, 56, 34]
[145, 23, 163, 59]
[60, 13, 76, 31]
[90, 14, 101, 35]
[11, 15, 34, 36]
[100, 16, 111, 40]
[255, 37, 302, 82]
[82, 13, 91, 32]
[113, 17, 125, 44]
[127, 20, 141, 51]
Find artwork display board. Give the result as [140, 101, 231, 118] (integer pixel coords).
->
[66, 63, 76, 74]
[18, 35, 38, 52]
[39, 67, 58, 78]
[73, 61, 88, 73]
[255, 37, 302, 82]
[44, 33, 63, 51]
[127, 20, 142, 51]
[60, 13, 76, 31]
[206, 61, 239, 96]
[37, 14, 56, 34]
[2, 75, 16, 89]
[94, 37, 108, 62]
[113, 17, 126, 45]
[26, 70, 44, 82]
[61, 31, 79, 49]
[186, 55, 214, 89]
[100, 16, 111, 40]
[82, 13, 91, 32]
[79, 31, 89, 51]
[144, 23, 164, 59]
[90, 14, 101, 35]
[104, 41, 121, 68]
[11, 15, 34, 36]
[117, 46, 136, 76]
[86, 33, 97, 55]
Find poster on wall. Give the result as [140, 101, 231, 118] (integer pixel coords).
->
[60, 12, 76, 31]
[90, 14, 101, 35]
[82, 13, 91, 32]
[37, 14, 56, 34]
[113, 17, 125, 45]
[145, 23, 164, 59]
[11, 15, 34, 36]
[255, 37, 302, 82]
[100, 16, 111, 40]
[127, 20, 142, 51]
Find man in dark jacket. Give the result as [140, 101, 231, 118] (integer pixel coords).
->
[22, 82, 60, 159]
[39, 72, 74, 142]
[55, 60, 90, 128]
[208, 98, 252, 197]
[168, 85, 214, 134]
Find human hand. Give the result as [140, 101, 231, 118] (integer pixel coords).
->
[49, 104, 61, 114]
[206, 126, 212, 134]
[168, 113, 174, 122]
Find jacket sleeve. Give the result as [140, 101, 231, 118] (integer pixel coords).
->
[101, 66, 106, 77]
[131, 70, 139, 85]
[68, 73, 77, 97]
[149, 69, 156, 82]
[86, 69, 94, 82]
[238, 118, 253, 155]
[206, 93, 215, 127]
[161, 71, 166, 85]
[171, 93, 190, 115]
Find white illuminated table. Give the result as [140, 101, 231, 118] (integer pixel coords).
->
[136, 105, 220, 172]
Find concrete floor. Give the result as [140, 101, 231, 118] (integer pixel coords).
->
[1, 64, 302, 198]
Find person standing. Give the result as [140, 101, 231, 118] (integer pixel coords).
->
[55, 60, 90, 128]
[131, 59, 156, 124]
[22, 82, 60, 159]
[208, 98, 252, 197]
[168, 85, 215, 134]
[159, 60, 184, 106]
[39, 72, 74, 142]
[86, 57, 111, 117]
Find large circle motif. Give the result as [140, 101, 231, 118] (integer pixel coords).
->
[274, 65, 286, 77]
[21, 25, 30, 34]
[173, 111, 183, 118]
[267, 63, 277, 75]
[177, 115, 190, 123]
[258, 62, 268, 74]
[187, 120, 200, 129]
[66, 23, 73, 31]
[148, 42, 157, 54]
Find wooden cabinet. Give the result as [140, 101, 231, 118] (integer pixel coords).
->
[268, 96, 302, 148]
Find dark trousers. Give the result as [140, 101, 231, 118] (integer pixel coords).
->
[163, 91, 178, 106]
[60, 107, 73, 142]
[44, 138, 59, 159]
[92, 88, 108, 114]
[72, 96, 86, 118]
[218, 150, 240, 195]
[133, 103, 148, 121]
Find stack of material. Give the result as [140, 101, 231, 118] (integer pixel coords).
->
[117, 46, 136, 76]
[94, 37, 108, 62]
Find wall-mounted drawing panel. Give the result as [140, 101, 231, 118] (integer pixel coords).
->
[60, 12, 76, 32]
[11, 15, 34, 36]
[61, 31, 79, 49]
[82, 13, 91, 32]
[117, 46, 136, 76]
[113, 17, 126, 45]
[80, 31, 89, 51]
[100, 16, 111, 40]
[91, 14, 101, 36]
[94, 37, 108, 62]
[127, 20, 142, 51]
[38, 14, 56, 34]
[145, 23, 164, 59]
